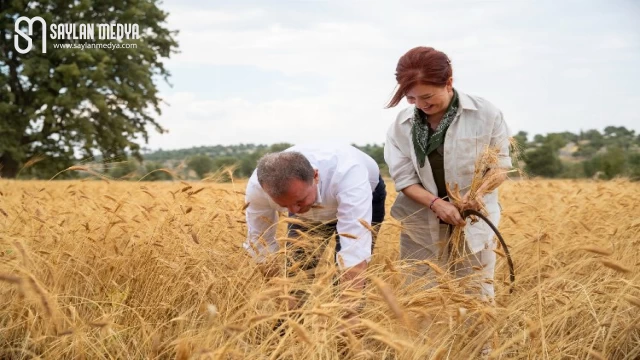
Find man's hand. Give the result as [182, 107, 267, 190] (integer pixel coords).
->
[340, 260, 367, 291]
[337, 261, 367, 336]
[338, 312, 362, 336]
[258, 261, 280, 278]
[338, 260, 368, 322]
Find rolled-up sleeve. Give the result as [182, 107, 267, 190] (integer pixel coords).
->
[334, 165, 374, 268]
[491, 111, 513, 169]
[384, 124, 420, 192]
[244, 178, 279, 262]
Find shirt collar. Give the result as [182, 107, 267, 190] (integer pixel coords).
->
[457, 91, 478, 111]
[313, 176, 323, 204]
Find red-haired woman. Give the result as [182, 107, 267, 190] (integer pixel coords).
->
[384, 47, 512, 303]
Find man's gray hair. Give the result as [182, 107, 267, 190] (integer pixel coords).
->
[257, 151, 314, 198]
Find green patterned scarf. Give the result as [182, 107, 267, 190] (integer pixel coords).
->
[411, 89, 459, 168]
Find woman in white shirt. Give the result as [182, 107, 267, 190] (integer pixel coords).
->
[384, 46, 512, 302]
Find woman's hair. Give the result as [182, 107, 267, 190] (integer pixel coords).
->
[386, 46, 453, 108]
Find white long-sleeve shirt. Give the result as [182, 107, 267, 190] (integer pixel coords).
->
[244, 144, 380, 268]
[384, 90, 512, 254]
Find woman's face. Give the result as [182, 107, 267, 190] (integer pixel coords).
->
[405, 79, 453, 116]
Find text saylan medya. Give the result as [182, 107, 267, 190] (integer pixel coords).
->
[14, 16, 139, 54]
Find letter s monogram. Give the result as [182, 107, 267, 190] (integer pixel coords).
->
[14, 17, 47, 54]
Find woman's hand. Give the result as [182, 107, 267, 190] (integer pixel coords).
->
[431, 199, 465, 226]
[460, 192, 483, 212]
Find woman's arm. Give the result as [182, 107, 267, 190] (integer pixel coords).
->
[384, 124, 465, 226]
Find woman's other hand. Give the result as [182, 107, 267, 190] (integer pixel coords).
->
[461, 191, 483, 212]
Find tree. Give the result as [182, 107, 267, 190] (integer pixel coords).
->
[213, 156, 238, 171]
[235, 142, 293, 178]
[187, 155, 214, 179]
[601, 147, 626, 178]
[628, 153, 640, 181]
[267, 143, 293, 153]
[0, 0, 178, 178]
[143, 161, 172, 181]
[558, 131, 579, 143]
[524, 145, 563, 178]
[16, 154, 79, 179]
[211, 156, 239, 182]
[603, 126, 634, 138]
[238, 151, 263, 178]
[583, 146, 626, 179]
[367, 146, 385, 165]
[558, 161, 585, 179]
[544, 133, 568, 151]
[583, 129, 604, 148]
[109, 158, 140, 179]
[603, 126, 636, 150]
[512, 131, 528, 151]
[353, 143, 385, 165]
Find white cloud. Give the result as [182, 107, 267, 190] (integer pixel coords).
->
[166, 7, 267, 30]
[150, 91, 396, 149]
[563, 67, 594, 78]
[147, 0, 640, 150]
[171, 22, 393, 76]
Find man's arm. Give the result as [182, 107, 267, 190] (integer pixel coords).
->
[244, 176, 279, 266]
[334, 165, 374, 293]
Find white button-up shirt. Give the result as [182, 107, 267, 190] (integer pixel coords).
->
[244, 144, 380, 268]
[384, 90, 512, 253]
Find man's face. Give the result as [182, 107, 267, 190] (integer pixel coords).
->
[270, 171, 319, 214]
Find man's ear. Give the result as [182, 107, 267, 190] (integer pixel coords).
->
[314, 169, 319, 181]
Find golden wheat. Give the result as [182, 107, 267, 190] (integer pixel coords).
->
[0, 177, 639, 359]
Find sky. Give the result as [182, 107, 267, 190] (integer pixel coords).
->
[145, 0, 640, 151]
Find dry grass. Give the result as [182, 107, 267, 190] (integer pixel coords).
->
[1, 177, 639, 359]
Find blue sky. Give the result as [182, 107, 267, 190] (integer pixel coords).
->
[147, 0, 640, 150]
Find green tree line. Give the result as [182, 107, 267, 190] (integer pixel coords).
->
[514, 126, 640, 180]
[10, 125, 639, 181]
[105, 143, 381, 182]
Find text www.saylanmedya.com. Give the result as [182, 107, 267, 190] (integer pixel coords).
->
[52, 42, 138, 50]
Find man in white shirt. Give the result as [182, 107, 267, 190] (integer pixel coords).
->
[244, 144, 386, 296]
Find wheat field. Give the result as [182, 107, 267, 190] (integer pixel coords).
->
[1, 178, 639, 359]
